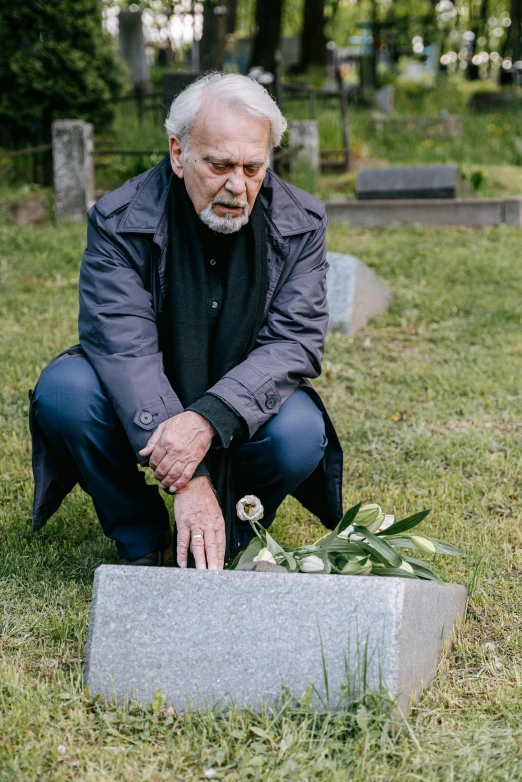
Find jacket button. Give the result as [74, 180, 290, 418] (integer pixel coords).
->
[265, 395, 276, 410]
[140, 412, 153, 425]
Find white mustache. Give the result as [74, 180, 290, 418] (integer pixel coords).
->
[210, 196, 248, 209]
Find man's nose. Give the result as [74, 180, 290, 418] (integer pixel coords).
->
[224, 167, 246, 196]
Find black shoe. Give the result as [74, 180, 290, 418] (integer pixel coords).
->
[117, 526, 173, 567]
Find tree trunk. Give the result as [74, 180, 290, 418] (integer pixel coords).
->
[511, 0, 522, 62]
[299, 0, 327, 70]
[226, 0, 239, 35]
[200, 0, 225, 71]
[250, 0, 283, 74]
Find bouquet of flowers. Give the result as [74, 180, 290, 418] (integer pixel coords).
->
[230, 496, 463, 582]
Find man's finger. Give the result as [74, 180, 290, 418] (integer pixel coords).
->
[204, 528, 219, 570]
[176, 527, 190, 568]
[155, 453, 180, 484]
[216, 525, 226, 569]
[169, 463, 197, 493]
[190, 531, 207, 570]
[139, 422, 164, 457]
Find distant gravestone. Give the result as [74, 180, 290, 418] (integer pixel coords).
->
[289, 120, 320, 192]
[52, 120, 94, 222]
[326, 252, 392, 335]
[119, 9, 150, 92]
[357, 165, 458, 200]
[163, 72, 203, 112]
[85, 566, 467, 713]
[374, 85, 395, 113]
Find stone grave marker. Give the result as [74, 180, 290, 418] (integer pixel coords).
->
[85, 566, 467, 713]
[119, 9, 150, 92]
[289, 120, 320, 192]
[374, 85, 395, 113]
[52, 120, 94, 222]
[356, 165, 458, 200]
[163, 72, 203, 112]
[326, 252, 392, 335]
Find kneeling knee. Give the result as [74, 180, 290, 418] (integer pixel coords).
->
[264, 417, 327, 481]
[34, 357, 106, 434]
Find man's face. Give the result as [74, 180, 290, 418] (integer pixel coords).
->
[169, 103, 270, 233]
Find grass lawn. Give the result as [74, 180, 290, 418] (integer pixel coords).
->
[0, 217, 521, 780]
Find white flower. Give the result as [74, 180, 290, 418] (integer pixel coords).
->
[341, 556, 372, 575]
[236, 495, 264, 522]
[399, 560, 415, 574]
[252, 547, 276, 564]
[299, 555, 325, 573]
[378, 514, 395, 532]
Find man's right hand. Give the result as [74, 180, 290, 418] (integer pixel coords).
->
[174, 476, 226, 570]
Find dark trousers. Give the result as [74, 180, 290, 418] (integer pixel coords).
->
[33, 356, 327, 560]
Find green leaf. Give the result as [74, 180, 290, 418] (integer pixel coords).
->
[317, 537, 367, 556]
[381, 536, 418, 551]
[354, 526, 402, 568]
[337, 502, 363, 535]
[278, 550, 298, 571]
[151, 690, 166, 715]
[376, 509, 432, 537]
[408, 562, 444, 583]
[371, 566, 418, 578]
[429, 538, 464, 557]
[314, 502, 362, 549]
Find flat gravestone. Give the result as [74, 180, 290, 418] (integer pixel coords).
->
[163, 72, 203, 112]
[326, 252, 392, 335]
[356, 165, 458, 200]
[85, 566, 466, 713]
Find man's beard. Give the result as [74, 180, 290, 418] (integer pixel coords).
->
[199, 196, 249, 234]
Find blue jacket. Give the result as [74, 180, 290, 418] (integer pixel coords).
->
[30, 158, 343, 531]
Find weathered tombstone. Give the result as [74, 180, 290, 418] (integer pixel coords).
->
[289, 120, 320, 193]
[52, 120, 94, 222]
[326, 252, 392, 335]
[374, 85, 395, 113]
[118, 9, 150, 92]
[356, 165, 458, 200]
[163, 72, 203, 112]
[85, 566, 467, 713]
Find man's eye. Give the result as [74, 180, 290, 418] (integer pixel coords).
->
[245, 166, 261, 175]
[212, 164, 228, 172]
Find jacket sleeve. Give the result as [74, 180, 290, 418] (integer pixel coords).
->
[206, 212, 329, 438]
[79, 206, 184, 462]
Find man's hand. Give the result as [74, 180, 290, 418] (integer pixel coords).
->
[139, 411, 215, 492]
[174, 476, 226, 569]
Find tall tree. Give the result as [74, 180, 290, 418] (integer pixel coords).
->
[299, 0, 327, 70]
[0, 0, 125, 148]
[200, 0, 226, 70]
[250, 0, 284, 74]
[511, 0, 522, 61]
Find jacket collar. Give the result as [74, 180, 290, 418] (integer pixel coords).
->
[117, 157, 315, 242]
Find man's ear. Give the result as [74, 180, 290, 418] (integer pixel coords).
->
[169, 136, 185, 178]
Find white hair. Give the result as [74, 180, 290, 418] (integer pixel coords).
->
[164, 72, 287, 155]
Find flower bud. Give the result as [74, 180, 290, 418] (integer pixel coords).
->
[253, 547, 276, 564]
[341, 557, 372, 575]
[355, 503, 385, 533]
[410, 535, 437, 554]
[399, 560, 415, 574]
[236, 495, 264, 523]
[299, 555, 325, 573]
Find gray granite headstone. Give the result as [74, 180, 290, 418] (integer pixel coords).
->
[85, 566, 466, 712]
[289, 120, 320, 191]
[163, 72, 203, 113]
[119, 9, 150, 92]
[374, 85, 395, 113]
[52, 120, 94, 222]
[326, 252, 392, 335]
[357, 165, 458, 200]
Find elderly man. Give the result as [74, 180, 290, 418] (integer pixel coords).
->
[30, 72, 343, 570]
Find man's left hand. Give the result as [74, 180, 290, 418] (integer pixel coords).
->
[139, 411, 215, 492]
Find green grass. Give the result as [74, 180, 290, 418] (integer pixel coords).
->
[1, 219, 522, 780]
